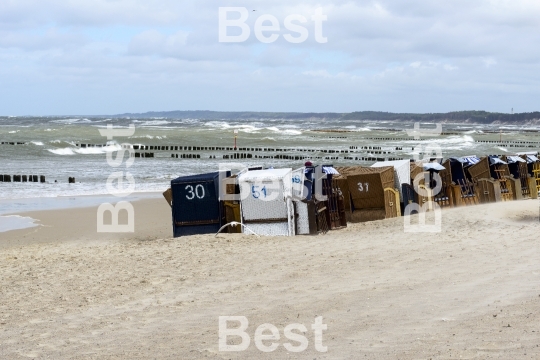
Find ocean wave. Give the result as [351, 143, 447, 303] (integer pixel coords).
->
[204, 121, 232, 129]
[263, 127, 302, 135]
[31, 141, 44, 146]
[50, 118, 92, 124]
[282, 129, 302, 135]
[130, 135, 155, 139]
[496, 147, 508, 152]
[48, 148, 76, 155]
[8, 130, 18, 134]
[47, 144, 123, 156]
[280, 124, 300, 129]
[140, 120, 171, 126]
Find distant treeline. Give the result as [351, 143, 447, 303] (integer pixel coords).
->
[111, 110, 540, 124]
[113, 110, 344, 121]
[341, 111, 540, 123]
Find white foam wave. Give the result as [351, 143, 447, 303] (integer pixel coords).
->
[50, 118, 91, 124]
[8, 130, 18, 134]
[265, 127, 302, 135]
[497, 147, 508, 152]
[282, 129, 302, 135]
[48, 148, 75, 155]
[204, 121, 232, 129]
[140, 120, 171, 126]
[31, 141, 44, 146]
[280, 124, 300, 129]
[48, 144, 122, 156]
[130, 135, 155, 139]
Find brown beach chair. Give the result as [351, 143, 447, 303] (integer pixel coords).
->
[345, 166, 399, 222]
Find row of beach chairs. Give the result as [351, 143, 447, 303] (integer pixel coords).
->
[164, 153, 540, 237]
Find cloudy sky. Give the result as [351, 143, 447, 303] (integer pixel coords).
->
[1, 0, 539, 115]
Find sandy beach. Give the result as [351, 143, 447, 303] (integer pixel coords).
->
[0, 197, 539, 359]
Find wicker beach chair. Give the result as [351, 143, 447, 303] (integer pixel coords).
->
[345, 166, 399, 222]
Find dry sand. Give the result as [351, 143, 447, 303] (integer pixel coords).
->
[0, 198, 539, 359]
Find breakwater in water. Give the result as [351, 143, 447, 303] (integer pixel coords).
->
[1, 116, 539, 199]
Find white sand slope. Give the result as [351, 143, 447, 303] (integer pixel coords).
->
[0, 199, 539, 359]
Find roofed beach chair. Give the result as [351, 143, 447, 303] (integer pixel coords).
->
[345, 166, 399, 222]
[449, 157, 479, 206]
[170, 171, 229, 237]
[238, 168, 295, 236]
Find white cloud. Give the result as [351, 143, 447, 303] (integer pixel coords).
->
[0, 0, 540, 114]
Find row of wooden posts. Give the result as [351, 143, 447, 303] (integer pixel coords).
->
[162, 152, 405, 162]
[476, 140, 540, 144]
[78, 143, 408, 154]
[0, 176, 78, 183]
[0, 175, 45, 182]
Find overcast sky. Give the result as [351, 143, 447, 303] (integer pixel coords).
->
[1, 0, 539, 115]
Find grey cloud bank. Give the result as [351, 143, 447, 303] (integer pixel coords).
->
[0, 0, 539, 115]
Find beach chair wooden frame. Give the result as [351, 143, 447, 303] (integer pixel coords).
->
[345, 166, 398, 222]
[474, 178, 501, 203]
[505, 155, 531, 198]
[493, 169, 513, 201]
[467, 157, 491, 181]
[432, 160, 453, 208]
[323, 176, 345, 230]
[384, 188, 401, 217]
[534, 162, 540, 195]
[334, 166, 363, 222]
[416, 184, 432, 211]
[457, 179, 479, 205]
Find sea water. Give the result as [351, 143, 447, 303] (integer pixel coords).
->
[1, 116, 539, 201]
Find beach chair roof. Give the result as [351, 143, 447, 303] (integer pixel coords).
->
[488, 156, 507, 165]
[461, 156, 480, 166]
[238, 168, 292, 181]
[322, 166, 340, 175]
[449, 157, 466, 163]
[506, 155, 526, 164]
[171, 171, 223, 184]
[422, 162, 446, 171]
